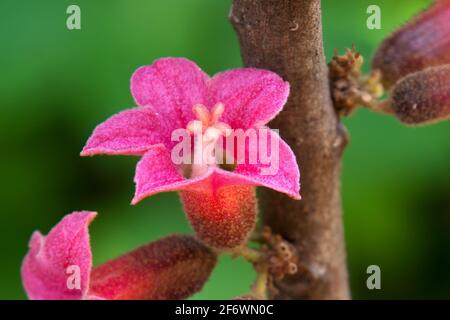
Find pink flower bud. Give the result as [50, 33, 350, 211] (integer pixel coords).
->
[391, 65, 450, 125]
[89, 235, 217, 300]
[373, 0, 450, 88]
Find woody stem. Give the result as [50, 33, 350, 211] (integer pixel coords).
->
[230, 0, 350, 299]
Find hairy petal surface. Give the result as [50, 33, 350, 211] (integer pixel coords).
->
[209, 68, 290, 129]
[131, 58, 210, 135]
[81, 107, 164, 156]
[228, 128, 300, 199]
[132, 144, 210, 204]
[21, 212, 96, 300]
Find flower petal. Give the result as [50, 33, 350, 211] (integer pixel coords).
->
[21, 211, 96, 300]
[131, 58, 209, 135]
[132, 127, 300, 203]
[81, 107, 164, 156]
[220, 128, 300, 199]
[132, 145, 210, 204]
[209, 68, 290, 129]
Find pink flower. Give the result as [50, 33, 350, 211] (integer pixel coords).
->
[21, 212, 216, 300]
[81, 58, 300, 249]
[22, 212, 96, 300]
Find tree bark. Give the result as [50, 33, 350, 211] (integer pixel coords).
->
[230, 0, 350, 299]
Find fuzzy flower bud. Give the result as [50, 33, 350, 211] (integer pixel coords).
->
[373, 0, 450, 88]
[90, 235, 217, 300]
[391, 65, 450, 125]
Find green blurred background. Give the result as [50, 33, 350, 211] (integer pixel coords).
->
[1, 0, 449, 299]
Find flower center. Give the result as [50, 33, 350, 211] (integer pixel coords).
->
[186, 103, 231, 177]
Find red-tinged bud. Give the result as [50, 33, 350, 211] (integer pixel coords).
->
[373, 0, 450, 88]
[180, 185, 257, 250]
[89, 235, 217, 300]
[391, 65, 450, 125]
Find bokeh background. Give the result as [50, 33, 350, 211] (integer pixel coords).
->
[1, 0, 449, 299]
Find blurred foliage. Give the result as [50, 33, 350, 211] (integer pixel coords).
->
[1, 0, 449, 299]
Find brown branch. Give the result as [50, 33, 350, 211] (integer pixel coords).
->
[230, 0, 350, 299]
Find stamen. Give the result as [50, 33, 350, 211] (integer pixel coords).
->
[210, 103, 225, 124]
[186, 120, 203, 134]
[213, 123, 232, 137]
[204, 127, 222, 142]
[192, 104, 210, 128]
[186, 102, 233, 177]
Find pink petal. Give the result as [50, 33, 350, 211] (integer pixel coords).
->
[218, 127, 300, 199]
[21, 212, 96, 300]
[81, 107, 164, 156]
[132, 128, 300, 203]
[130, 58, 209, 136]
[209, 68, 290, 129]
[232, 129, 300, 199]
[132, 145, 210, 204]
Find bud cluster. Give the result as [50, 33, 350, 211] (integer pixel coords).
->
[372, 0, 450, 125]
